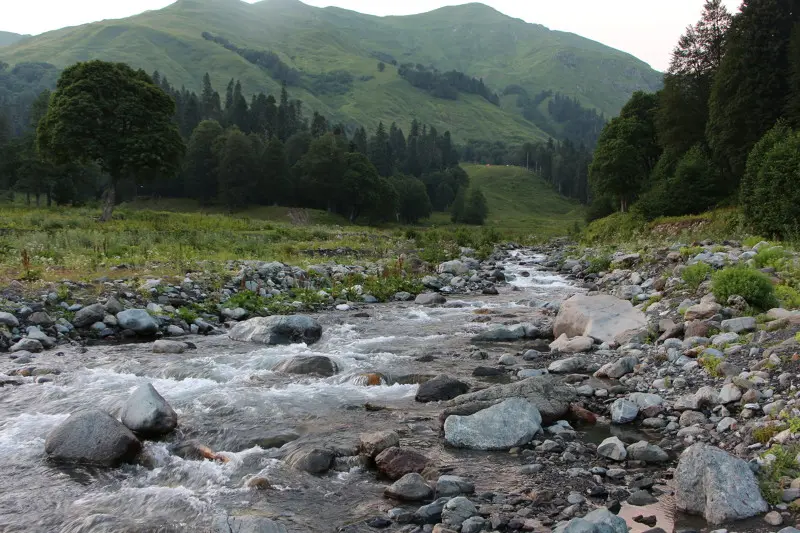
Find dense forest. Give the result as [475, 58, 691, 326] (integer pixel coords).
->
[0, 65, 490, 225]
[588, 0, 800, 236]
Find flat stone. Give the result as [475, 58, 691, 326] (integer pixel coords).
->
[384, 473, 433, 501]
[598, 436, 627, 461]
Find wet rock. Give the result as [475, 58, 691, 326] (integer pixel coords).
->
[441, 496, 478, 528]
[152, 340, 186, 354]
[283, 447, 334, 474]
[550, 336, 594, 355]
[272, 355, 338, 377]
[553, 294, 648, 345]
[595, 356, 638, 379]
[472, 325, 526, 342]
[597, 436, 627, 461]
[229, 315, 322, 345]
[555, 507, 627, 533]
[45, 409, 141, 466]
[170, 440, 226, 462]
[212, 514, 288, 533]
[10, 338, 43, 353]
[72, 303, 106, 328]
[610, 399, 639, 424]
[675, 443, 768, 523]
[472, 366, 505, 377]
[0, 311, 19, 328]
[104, 297, 124, 315]
[436, 475, 475, 497]
[414, 497, 449, 523]
[117, 309, 159, 336]
[120, 383, 178, 437]
[375, 447, 430, 480]
[444, 398, 542, 450]
[415, 375, 469, 403]
[447, 375, 575, 423]
[359, 430, 400, 458]
[415, 293, 446, 305]
[626, 441, 669, 463]
[628, 490, 658, 506]
[549, 355, 591, 372]
[384, 473, 433, 501]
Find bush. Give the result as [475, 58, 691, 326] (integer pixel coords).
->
[586, 255, 611, 274]
[711, 266, 778, 311]
[776, 285, 800, 309]
[753, 246, 786, 269]
[682, 262, 712, 291]
[741, 123, 800, 237]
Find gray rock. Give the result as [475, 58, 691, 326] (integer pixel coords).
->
[415, 293, 446, 305]
[416, 375, 469, 403]
[628, 393, 664, 411]
[10, 338, 43, 353]
[721, 317, 757, 333]
[548, 356, 591, 373]
[283, 447, 334, 474]
[438, 260, 468, 276]
[447, 375, 575, 423]
[597, 436, 627, 461]
[166, 325, 186, 336]
[472, 325, 526, 342]
[358, 430, 399, 458]
[272, 355, 337, 377]
[152, 340, 186, 354]
[212, 514, 288, 533]
[414, 498, 449, 524]
[436, 475, 475, 497]
[384, 473, 433, 501]
[228, 315, 322, 345]
[555, 508, 627, 533]
[0, 311, 19, 328]
[120, 383, 177, 436]
[72, 303, 107, 328]
[28, 311, 54, 326]
[444, 398, 542, 450]
[718, 383, 742, 404]
[44, 409, 141, 466]
[461, 516, 488, 533]
[25, 327, 56, 349]
[595, 356, 638, 379]
[628, 490, 658, 506]
[553, 294, 648, 345]
[117, 309, 159, 335]
[626, 441, 669, 463]
[441, 496, 478, 528]
[104, 297, 124, 315]
[765, 511, 784, 526]
[675, 443, 768, 523]
[610, 399, 639, 424]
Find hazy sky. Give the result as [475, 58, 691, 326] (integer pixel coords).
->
[3, 0, 741, 70]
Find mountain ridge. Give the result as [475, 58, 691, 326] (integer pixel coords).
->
[0, 0, 662, 143]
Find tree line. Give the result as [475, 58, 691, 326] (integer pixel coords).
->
[0, 60, 489, 225]
[588, 0, 800, 236]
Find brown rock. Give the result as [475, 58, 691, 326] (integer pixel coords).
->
[684, 320, 710, 338]
[374, 446, 430, 480]
[359, 430, 400, 458]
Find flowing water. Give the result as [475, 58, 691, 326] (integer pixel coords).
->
[0, 252, 764, 533]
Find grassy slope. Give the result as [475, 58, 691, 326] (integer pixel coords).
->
[462, 163, 584, 234]
[0, 0, 661, 143]
[0, 31, 25, 47]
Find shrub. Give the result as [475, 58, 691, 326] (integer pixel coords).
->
[699, 352, 723, 377]
[586, 255, 611, 274]
[754, 246, 786, 269]
[711, 266, 778, 311]
[682, 262, 712, 291]
[777, 285, 800, 309]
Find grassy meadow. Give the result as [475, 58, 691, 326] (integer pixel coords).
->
[0, 165, 585, 283]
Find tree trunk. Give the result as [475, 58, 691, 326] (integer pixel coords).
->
[100, 185, 116, 222]
[35, 193, 40, 207]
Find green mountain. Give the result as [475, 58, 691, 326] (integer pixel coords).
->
[0, 31, 26, 47]
[0, 0, 662, 143]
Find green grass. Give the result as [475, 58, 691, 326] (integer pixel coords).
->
[462, 164, 585, 233]
[0, 0, 661, 144]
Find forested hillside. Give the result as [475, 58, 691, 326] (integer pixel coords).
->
[588, 0, 800, 238]
[0, 0, 661, 145]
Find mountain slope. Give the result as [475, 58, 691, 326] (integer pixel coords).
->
[0, 31, 26, 47]
[0, 0, 662, 143]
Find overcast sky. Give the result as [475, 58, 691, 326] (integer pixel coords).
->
[3, 0, 741, 70]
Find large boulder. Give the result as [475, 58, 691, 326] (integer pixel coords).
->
[549, 335, 594, 354]
[117, 309, 159, 336]
[675, 443, 768, 524]
[152, 340, 186, 354]
[446, 376, 575, 423]
[272, 355, 338, 377]
[283, 446, 335, 474]
[553, 294, 647, 345]
[438, 260, 469, 276]
[415, 375, 469, 403]
[72, 303, 107, 328]
[374, 447, 430, 480]
[120, 383, 178, 437]
[548, 356, 591, 373]
[444, 398, 542, 450]
[555, 508, 627, 533]
[0, 311, 19, 328]
[229, 315, 322, 345]
[45, 409, 142, 466]
[597, 436, 627, 461]
[415, 293, 446, 306]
